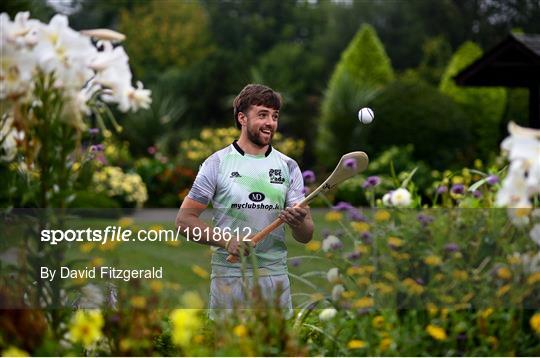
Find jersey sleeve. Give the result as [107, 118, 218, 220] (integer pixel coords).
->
[286, 159, 305, 207]
[186, 154, 219, 206]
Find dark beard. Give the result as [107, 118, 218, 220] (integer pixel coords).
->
[247, 126, 272, 147]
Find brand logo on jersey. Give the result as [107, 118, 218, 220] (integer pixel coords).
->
[248, 192, 265, 202]
[230, 171, 242, 178]
[269, 169, 285, 184]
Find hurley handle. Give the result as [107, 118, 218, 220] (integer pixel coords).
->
[225, 203, 302, 263]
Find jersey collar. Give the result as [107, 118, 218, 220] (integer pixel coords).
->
[232, 140, 272, 157]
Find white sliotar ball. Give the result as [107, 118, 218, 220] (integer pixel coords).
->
[358, 107, 374, 124]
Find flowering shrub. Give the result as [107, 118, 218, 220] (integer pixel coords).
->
[180, 127, 305, 168]
[92, 166, 148, 208]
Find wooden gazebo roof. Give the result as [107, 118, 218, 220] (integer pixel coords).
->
[454, 33, 540, 128]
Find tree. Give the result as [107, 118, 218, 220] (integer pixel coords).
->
[439, 41, 507, 160]
[118, 1, 214, 79]
[316, 24, 394, 167]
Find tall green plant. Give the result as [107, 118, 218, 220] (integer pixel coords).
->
[439, 41, 507, 160]
[317, 24, 394, 167]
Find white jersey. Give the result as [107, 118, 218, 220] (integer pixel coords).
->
[187, 141, 305, 277]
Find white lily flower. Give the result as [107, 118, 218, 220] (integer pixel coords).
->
[0, 117, 19, 162]
[319, 308, 337, 321]
[34, 14, 96, 90]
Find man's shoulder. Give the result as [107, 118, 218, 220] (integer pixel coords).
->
[271, 148, 300, 172]
[204, 144, 233, 164]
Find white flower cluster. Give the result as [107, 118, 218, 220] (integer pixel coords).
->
[1, 11, 151, 112]
[496, 122, 540, 209]
[382, 188, 412, 207]
[0, 117, 24, 161]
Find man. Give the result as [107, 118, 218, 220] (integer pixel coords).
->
[176, 84, 313, 314]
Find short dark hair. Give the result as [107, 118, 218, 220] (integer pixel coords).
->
[233, 84, 282, 129]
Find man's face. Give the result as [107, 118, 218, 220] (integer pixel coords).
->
[240, 105, 279, 147]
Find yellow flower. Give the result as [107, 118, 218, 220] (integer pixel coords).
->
[1, 347, 29, 357]
[474, 159, 483, 169]
[306, 241, 321, 252]
[91, 257, 104, 266]
[353, 297, 374, 309]
[351, 222, 370, 233]
[170, 309, 202, 347]
[507, 254, 521, 265]
[388, 237, 404, 248]
[527, 272, 540, 285]
[118, 217, 134, 227]
[347, 339, 367, 349]
[233, 324, 248, 338]
[496, 284, 511, 297]
[69, 310, 104, 348]
[487, 336, 499, 348]
[372, 315, 385, 329]
[530, 312, 540, 333]
[80, 242, 95, 253]
[374, 282, 393, 294]
[72, 162, 81, 172]
[342, 291, 356, 299]
[402, 278, 424, 295]
[426, 324, 447, 341]
[356, 244, 370, 254]
[325, 211, 343, 222]
[424, 255, 442, 266]
[150, 280, 164, 293]
[379, 337, 393, 352]
[130, 296, 147, 309]
[182, 291, 204, 309]
[99, 239, 119, 251]
[496, 267, 512, 280]
[479, 308, 494, 319]
[356, 277, 371, 287]
[452, 270, 469, 281]
[191, 265, 209, 279]
[167, 239, 181, 247]
[427, 303, 438, 316]
[452, 175, 464, 184]
[374, 210, 391, 222]
[149, 224, 163, 231]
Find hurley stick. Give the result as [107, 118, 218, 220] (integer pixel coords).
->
[226, 151, 369, 263]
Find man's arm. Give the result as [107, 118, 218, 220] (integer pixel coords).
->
[176, 197, 248, 256]
[279, 206, 314, 244]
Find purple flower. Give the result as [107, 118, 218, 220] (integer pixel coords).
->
[444, 243, 459, 253]
[415, 278, 425, 285]
[349, 209, 367, 222]
[417, 213, 434, 227]
[333, 201, 354, 211]
[473, 190, 482, 198]
[343, 158, 357, 170]
[486, 175, 499, 185]
[361, 232, 373, 244]
[302, 186, 310, 195]
[362, 176, 381, 189]
[147, 146, 157, 155]
[89, 128, 100, 135]
[90, 144, 105, 152]
[436, 185, 448, 194]
[451, 184, 465, 195]
[347, 251, 361, 261]
[302, 170, 316, 184]
[290, 258, 302, 267]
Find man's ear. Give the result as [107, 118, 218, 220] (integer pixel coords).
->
[238, 112, 247, 127]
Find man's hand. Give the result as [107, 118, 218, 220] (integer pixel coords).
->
[279, 206, 308, 227]
[224, 236, 252, 257]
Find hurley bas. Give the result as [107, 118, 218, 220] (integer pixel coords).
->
[40, 266, 163, 282]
